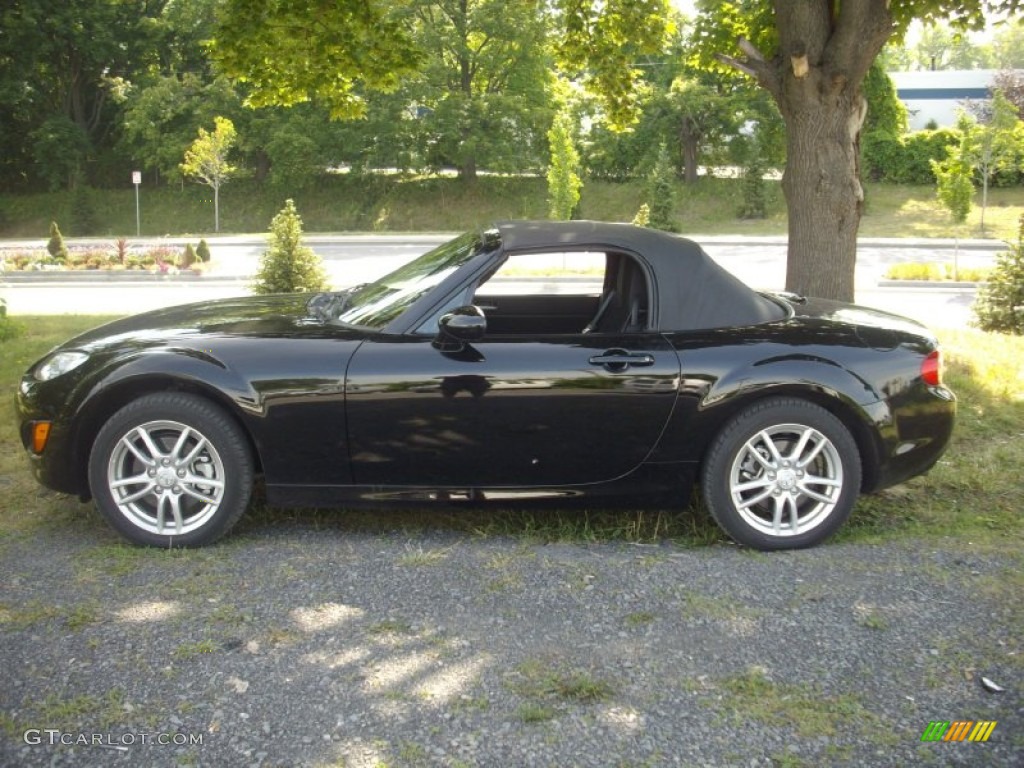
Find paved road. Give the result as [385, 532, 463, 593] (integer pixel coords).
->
[1, 235, 1001, 328]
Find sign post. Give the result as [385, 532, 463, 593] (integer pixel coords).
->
[132, 171, 142, 236]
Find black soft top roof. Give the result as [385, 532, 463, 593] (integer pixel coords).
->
[494, 221, 784, 330]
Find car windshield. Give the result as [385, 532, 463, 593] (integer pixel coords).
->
[335, 232, 483, 329]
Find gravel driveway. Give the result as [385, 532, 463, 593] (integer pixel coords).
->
[1, 510, 1020, 767]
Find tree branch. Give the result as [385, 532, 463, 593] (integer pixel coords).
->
[714, 53, 759, 80]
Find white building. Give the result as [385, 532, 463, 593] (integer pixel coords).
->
[889, 70, 997, 130]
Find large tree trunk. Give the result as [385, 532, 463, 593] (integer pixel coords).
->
[716, 0, 895, 303]
[778, 80, 866, 301]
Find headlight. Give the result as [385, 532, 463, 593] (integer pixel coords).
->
[35, 351, 89, 381]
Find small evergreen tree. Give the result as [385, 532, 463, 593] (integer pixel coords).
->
[631, 203, 650, 227]
[547, 111, 582, 221]
[47, 221, 68, 262]
[195, 238, 212, 263]
[252, 200, 329, 295]
[738, 141, 768, 219]
[974, 214, 1024, 335]
[646, 144, 678, 232]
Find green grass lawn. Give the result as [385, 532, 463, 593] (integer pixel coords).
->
[2, 316, 1021, 552]
[2, 175, 1022, 242]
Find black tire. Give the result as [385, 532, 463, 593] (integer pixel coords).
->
[88, 393, 253, 547]
[701, 397, 861, 550]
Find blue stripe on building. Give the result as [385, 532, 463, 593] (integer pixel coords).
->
[897, 88, 990, 100]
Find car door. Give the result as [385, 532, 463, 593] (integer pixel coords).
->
[344, 250, 680, 488]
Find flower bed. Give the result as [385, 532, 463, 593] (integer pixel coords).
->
[0, 240, 210, 275]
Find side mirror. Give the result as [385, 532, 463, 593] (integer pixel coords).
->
[438, 305, 486, 343]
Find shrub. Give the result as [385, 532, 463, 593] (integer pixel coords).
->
[0, 298, 23, 342]
[47, 221, 68, 262]
[631, 203, 650, 227]
[71, 186, 99, 235]
[195, 239, 211, 263]
[861, 128, 961, 184]
[974, 214, 1024, 334]
[738, 147, 768, 219]
[252, 200, 329, 295]
[885, 262, 991, 281]
[113, 238, 129, 264]
[181, 243, 197, 269]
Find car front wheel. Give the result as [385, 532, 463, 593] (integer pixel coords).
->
[701, 398, 862, 550]
[88, 393, 253, 547]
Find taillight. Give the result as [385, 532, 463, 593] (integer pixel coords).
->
[921, 349, 942, 386]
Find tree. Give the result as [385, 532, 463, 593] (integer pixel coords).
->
[252, 200, 329, 294]
[960, 91, 1021, 233]
[646, 143, 679, 231]
[181, 117, 237, 233]
[0, 0, 167, 189]
[665, 76, 737, 183]
[47, 221, 68, 263]
[911, 24, 992, 70]
[991, 21, 1024, 69]
[992, 70, 1024, 116]
[974, 214, 1024, 334]
[121, 75, 241, 185]
[672, 0, 1023, 303]
[931, 116, 974, 228]
[547, 111, 582, 220]
[407, 0, 552, 180]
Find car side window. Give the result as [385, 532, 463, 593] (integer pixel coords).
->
[471, 251, 649, 336]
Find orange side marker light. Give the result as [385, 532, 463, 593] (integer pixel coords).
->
[32, 422, 52, 453]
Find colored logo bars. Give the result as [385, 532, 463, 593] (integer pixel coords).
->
[921, 721, 997, 742]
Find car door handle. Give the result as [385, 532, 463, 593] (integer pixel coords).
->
[588, 351, 655, 369]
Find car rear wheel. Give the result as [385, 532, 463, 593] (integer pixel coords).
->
[701, 398, 861, 550]
[88, 393, 253, 547]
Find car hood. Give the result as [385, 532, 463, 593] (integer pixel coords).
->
[58, 293, 345, 353]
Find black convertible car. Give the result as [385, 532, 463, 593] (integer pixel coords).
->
[18, 221, 955, 550]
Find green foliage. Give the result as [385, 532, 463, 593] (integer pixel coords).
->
[252, 200, 329, 295]
[556, 0, 675, 130]
[120, 74, 241, 183]
[0, 0, 171, 190]
[646, 144, 678, 232]
[930, 122, 974, 227]
[547, 112, 582, 221]
[738, 152, 767, 220]
[631, 203, 650, 227]
[885, 262, 991, 282]
[181, 117, 237, 232]
[195, 239, 211, 263]
[910, 22, 993, 70]
[46, 221, 68, 262]
[30, 117, 90, 192]
[0, 299, 23, 343]
[212, 0, 422, 120]
[864, 129, 960, 184]
[860, 64, 908, 181]
[407, 0, 552, 180]
[974, 215, 1024, 334]
[70, 187, 98, 236]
